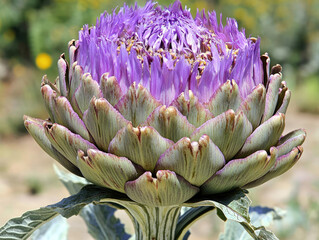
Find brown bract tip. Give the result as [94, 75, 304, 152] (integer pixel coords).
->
[271, 64, 282, 75]
[198, 134, 209, 147]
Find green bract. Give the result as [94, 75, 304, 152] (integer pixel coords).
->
[24, 51, 305, 207]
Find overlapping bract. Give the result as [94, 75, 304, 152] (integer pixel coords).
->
[24, 1, 305, 207]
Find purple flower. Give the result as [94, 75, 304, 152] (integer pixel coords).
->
[78, 0, 262, 104]
[24, 0, 305, 208]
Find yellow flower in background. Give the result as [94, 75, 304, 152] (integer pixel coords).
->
[35, 53, 52, 70]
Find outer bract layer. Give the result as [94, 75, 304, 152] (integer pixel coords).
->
[24, 1, 305, 207]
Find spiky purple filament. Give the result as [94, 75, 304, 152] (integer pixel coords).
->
[78, 0, 263, 104]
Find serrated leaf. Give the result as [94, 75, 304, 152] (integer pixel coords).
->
[219, 219, 248, 240]
[55, 166, 130, 240]
[175, 206, 215, 240]
[249, 206, 285, 227]
[175, 189, 251, 240]
[218, 206, 284, 240]
[0, 208, 59, 240]
[250, 227, 279, 240]
[176, 189, 280, 240]
[30, 215, 68, 240]
[184, 189, 251, 222]
[0, 183, 279, 240]
[80, 205, 130, 240]
[0, 185, 130, 240]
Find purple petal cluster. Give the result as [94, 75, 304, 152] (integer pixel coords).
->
[78, 0, 263, 104]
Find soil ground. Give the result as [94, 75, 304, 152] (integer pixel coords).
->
[0, 100, 318, 239]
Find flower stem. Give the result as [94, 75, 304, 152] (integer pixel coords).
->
[122, 203, 181, 240]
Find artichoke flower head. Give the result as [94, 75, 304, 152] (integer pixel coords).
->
[24, 0, 306, 207]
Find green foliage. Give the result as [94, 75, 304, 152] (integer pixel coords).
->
[219, 206, 285, 240]
[0, 0, 52, 60]
[0, 185, 130, 240]
[0, 68, 46, 137]
[0, 208, 59, 240]
[28, 0, 129, 69]
[54, 166, 130, 240]
[295, 75, 319, 113]
[177, 189, 280, 239]
[262, 185, 319, 240]
[214, 0, 319, 78]
[1, 0, 318, 73]
[30, 215, 68, 240]
[0, 0, 215, 66]
[0, 183, 279, 240]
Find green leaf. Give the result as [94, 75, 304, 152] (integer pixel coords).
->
[185, 189, 252, 221]
[0, 208, 59, 240]
[55, 166, 130, 240]
[176, 189, 250, 239]
[219, 206, 284, 240]
[80, 204, 130, 240]
[53, 165, 88, 195]
[177, 189, 277, 239]
[47, 185, 114, 218]
[219, 219, 248, 240]
[51, 174, 130, 215]
[0, 185, 129, 240]
[0, 182, 278, 240]
[30, 215, 68, 240]
[224, 223, 280, 240]
[175, 206, 215, 240]
[249, 206, 285, 227]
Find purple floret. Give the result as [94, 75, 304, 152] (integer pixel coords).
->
[77, 0, 263, 105]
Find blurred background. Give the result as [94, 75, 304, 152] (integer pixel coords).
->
[0, 0, 318, 239]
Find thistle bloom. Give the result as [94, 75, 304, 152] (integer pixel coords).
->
[25, 0, 305, 228]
